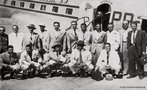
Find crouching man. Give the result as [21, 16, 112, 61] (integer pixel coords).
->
[42, 43, 62, 76]
[95, 43, 121, 80]
[19, 44, 42, 78]
[0, 45, 20, 80]
[69, 40, 94, 77]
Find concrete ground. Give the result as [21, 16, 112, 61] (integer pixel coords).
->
[0, 64, 147, 90]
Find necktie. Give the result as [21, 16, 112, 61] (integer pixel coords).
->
[74, 29, 78, 40]
[133, 31, 135, 44]
[107, 52, 109, 65]
[79, 51, 83, 63]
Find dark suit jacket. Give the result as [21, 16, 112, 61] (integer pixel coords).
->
[0, 52, 18, 67]
[0, 33, 8, 53]
[127, 30, 146, 56]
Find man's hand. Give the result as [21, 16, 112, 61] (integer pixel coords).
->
[142, 52, 146, 56]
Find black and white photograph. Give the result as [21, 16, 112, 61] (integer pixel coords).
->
[0, 0, 147, 90]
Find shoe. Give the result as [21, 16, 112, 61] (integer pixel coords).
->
[127, 75, 136, 79]
[0, 74, 4, 81]
[139, 75, 144, 80]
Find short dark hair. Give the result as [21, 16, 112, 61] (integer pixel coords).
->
[53, 22, 60, 26]
[12, 25, 18, 28]
[7, 45, 13, 49]
[0, 26, 5, 32]
[26, 44, 32, 49]
[81, 23, 87, 27]
[71, 21, 77, 25]
[131, 21, 137, 26]
[104, 43, 111, 47]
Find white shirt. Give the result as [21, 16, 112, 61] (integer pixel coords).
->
[131, 30, 138, 44]
[77, 31, 91, 45]
[9, 32, 24, 53]
[70, 49, 93, 66]
[107, 30, 120, 50]
[96, 49, 121, 69]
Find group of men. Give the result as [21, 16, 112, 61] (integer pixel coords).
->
[0, 20, 146, 81]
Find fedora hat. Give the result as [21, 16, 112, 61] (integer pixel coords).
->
[52, 42, 62, 49]
[27, 24, 36, 29]
[77, 40, 85, 46]
[39, 24, 46, 27]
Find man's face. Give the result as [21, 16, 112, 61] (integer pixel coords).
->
[12, 26, 19, 33]
[131, 23, 137, 31]
[77, 45, 83, 51]
[71, 22, 77, 30]
[8, 48, 13, 54]
[105, 44, 111, 53]
[108, 24, 114, 32]
[95, 24, 101, 31]
[0, 27, 5, 35]
[26, 47, 32, 54]
[81, 25, 86, 32]
[122, 23, 129, 30]
[54, 23, 60, 30]
[55, 46, 60, 52]
[40, 26, 45, 32]
[28, 28, 34, 33]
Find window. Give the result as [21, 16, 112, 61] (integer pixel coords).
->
[30, 3, 35, 9]
[11, 1, 16, 6]
[20, 2, 25, 7]
[52, 6, 58, 13]
[3, 0, 7, 4]
[66, 8, 73, 15]
[40, 5, 46, 11]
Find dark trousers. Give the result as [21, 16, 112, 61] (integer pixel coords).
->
[128, 45, 144, 76]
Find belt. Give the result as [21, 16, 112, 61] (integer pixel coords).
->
[123, 41, 127, 43]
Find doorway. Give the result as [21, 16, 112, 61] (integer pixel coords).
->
[93, 4, 111, 31]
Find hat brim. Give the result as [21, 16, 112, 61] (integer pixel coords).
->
[39, 25, 46, 27]
[52, 44, 61, 48]
[27, 26, 36, 29]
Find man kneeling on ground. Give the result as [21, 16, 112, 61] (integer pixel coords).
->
[19, 44, 42, 79]
[95, 43, 121, 80]
[69, 40, 94, 77]
[0, 45, 20, 80]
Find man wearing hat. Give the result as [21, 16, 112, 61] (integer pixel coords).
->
[25, 24, 42, 51]
[42, 42, 62, 75]
[38, 24, 50, 59]
[69, 40, 94, 76]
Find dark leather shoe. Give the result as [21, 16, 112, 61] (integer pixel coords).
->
[0, 74, 5, 80]
[139, 76, 144, 80]
[127, 75, 136, 79]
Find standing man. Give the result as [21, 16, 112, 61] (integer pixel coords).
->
[25, 24, 41, 50]
[38, 24, 50, 59]
[90, 23, 106, 66]
[66, 21, 79, 53]
[127, 21, 146, 79]
[0, 45, 20, 80]
[0, 26, 8, 54]
[119, 21, 131, 75]
[49, 22, 65, 52]
[9, 25, 25, 57]
[104, 23, 120, 51]
[77, 23, 91, 51]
